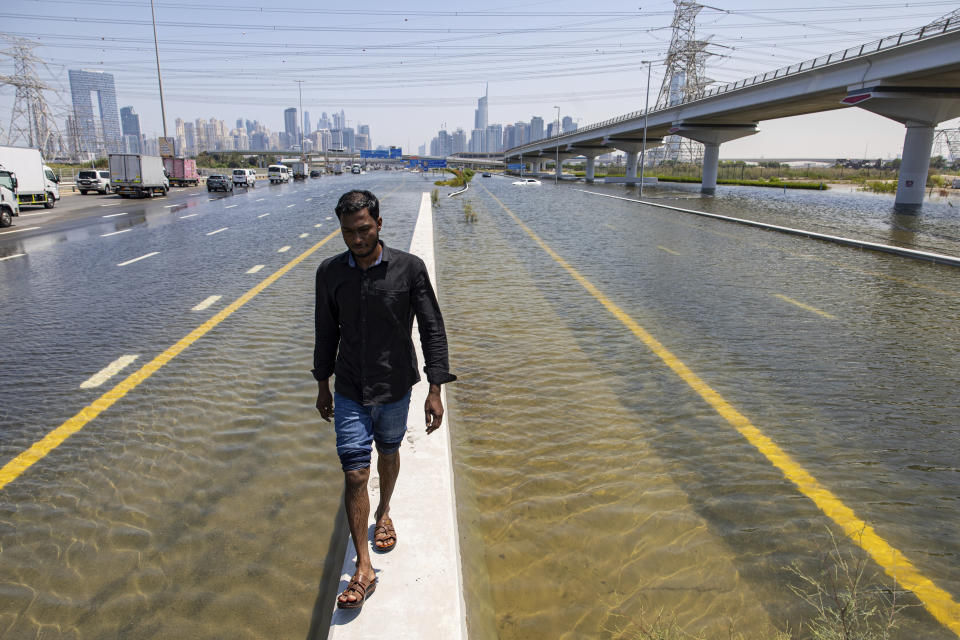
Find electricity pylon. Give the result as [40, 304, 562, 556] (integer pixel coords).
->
[0, 35, 67, 157]
[653, 0, 712, 166]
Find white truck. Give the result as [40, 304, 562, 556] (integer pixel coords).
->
[0, 164, 21, 227]
[108, 154, 169, 198]
[291, 160, 309, 180]
[0, 145, 60, 209]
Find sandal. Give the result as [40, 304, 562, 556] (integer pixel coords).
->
[336, 575, 377, 610]
[373, 517, 397, 553]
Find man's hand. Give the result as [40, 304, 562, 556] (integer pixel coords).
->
[316, 381, 333, 422]
[425, 384, 444, 434]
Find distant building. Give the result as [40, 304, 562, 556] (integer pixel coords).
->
[474, 83, 488, 131]
[120, 106, 142, 153]
[562, 115, 576, 134]
[547, 122, 558, 138]
[303, 111, 311, 136]
[355, 133, 370, 151]
[358, 124, 370, 148]
[514, 121, 529, 146]
[485, 124, 502, 153]
[529, 116, 544, 142]
[502, 124, 515, 150]
[418, 143, 426, 156]
[284, 107, 298, 147]
[469, 129, 484, 153]
[68, 69, 122, 157]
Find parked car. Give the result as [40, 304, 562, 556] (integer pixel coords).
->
[482, 172, 492, 178]
[233, 168, 256, 187]
[512, 178, 541, 186]
[207, 174, 233, 192]
[310, 169, 321, 178]
[77, 169, 112, 194]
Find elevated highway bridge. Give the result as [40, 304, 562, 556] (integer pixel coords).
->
[504, 17, 960, 211]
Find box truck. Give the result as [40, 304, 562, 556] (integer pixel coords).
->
[0, 164, 21, 227]
[162, 157, 199, 187]
[291, 160, 309, 180]
[109, 154, 169, 198]
[0, 145, 60, 208]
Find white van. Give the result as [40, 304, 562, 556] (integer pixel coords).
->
[268, 164, 290, 184]
[232, 168, 256, 187]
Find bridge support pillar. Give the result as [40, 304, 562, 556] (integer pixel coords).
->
[668, 123, 758, 194]
[842, 87, 960, 212]
[603, 137, 663, 183]
[553, 153, 575, 179]
[567, 146, 608, 183]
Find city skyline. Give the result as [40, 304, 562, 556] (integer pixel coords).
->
[4, 1, 960, 160]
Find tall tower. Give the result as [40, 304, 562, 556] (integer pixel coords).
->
[0, 36, 67, 157]
[474, 83, 488, 131]
[655, 0, 712, 165]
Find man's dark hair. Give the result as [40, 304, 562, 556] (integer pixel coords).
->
[335, 190, 379, 220]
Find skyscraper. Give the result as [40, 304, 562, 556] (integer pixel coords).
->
[120, 106, 142, 153]
[529, 116, 544, 142]
[474, 83, 488, 132]
[284, 107, 299, 148]
[68, 69, 122, 156]
[303, 111, 311, 136]
[562, 116, 576, 134]
[485, 124, 503, 153]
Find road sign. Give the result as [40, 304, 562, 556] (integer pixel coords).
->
[507, 163, 524, 171]
[389, 147, 402, 158]
[361, 149, 390, 159]
[422, 159, 447, 169]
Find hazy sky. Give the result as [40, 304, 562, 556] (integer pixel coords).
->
[2, 0, 958, 159]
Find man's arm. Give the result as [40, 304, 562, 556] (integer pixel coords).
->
[411, 262, 457, 432]
[313, 267, 339, 421]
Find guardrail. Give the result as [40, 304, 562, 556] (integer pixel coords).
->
[505, 15, 960, 157]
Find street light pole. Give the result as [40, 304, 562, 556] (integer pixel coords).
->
[150, 0, 168, 140]
[639, 60, 652, 198]
[295, 80, 305, 157]
[554, 105, 560, 185]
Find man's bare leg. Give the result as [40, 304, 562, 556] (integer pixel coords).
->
[374, 450, 400, 549]
[339, 467, 376, 605]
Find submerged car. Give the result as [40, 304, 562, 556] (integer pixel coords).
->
[512, 178, 541, 186]
[482, 172, 492, 178]
[310, 169, 321, 178]
[207, 174, 233, 192]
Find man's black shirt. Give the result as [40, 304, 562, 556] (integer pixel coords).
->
[313, 241, 456, 405]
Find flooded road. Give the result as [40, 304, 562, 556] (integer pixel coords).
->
[0, 174, 422, 638]
[2, 172, 959, 638]
[438, 177, 959, 638]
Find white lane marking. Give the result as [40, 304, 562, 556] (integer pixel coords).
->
[225, 204, 238, 209]
[117, 251, 159, 267]
[191, 295, 222, 311]
[18, 212, 49, 217]
[164, 204, 177, 208]
[80, 354, 139, 389]
[299, 233, 309, 238]
[255, 198, 265, 202]
[257, 213, 270, 218]
[314, 223, 324, 228]
[190, 193, 203, 197]
[0, 226, 39, 235]
[325, 216, 332, 220]
[0, 253, 26, 261]
[286, 204, 295, 208]
[206, 227, 228, 236]
[208, 198, 216, 202]
[278, 245, 291, 253]
[275, 194, 283, 197]
[99, 203, 120, 207]
[101, 229, 131, 237]
[180, 213, 198, 219]
[305, 198, 312, 201]
[102, 212, 128, 218]
[246, 264, 265, 274]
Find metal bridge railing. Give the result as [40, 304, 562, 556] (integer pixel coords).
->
[504, 15, 960, 157]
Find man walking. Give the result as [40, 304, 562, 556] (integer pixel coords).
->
[313, 189, 456, 610]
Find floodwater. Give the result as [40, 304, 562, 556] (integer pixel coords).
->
[438, 177, 959, 638]
[1, 173, 958, 638]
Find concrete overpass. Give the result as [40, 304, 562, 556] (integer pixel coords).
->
[504, 16, 960, 211]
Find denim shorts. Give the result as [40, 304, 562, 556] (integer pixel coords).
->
[334, 391, 411, 472]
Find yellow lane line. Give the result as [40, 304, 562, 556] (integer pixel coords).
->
[0, 229, 341, 492]
[481, 185, 960, 635]
[657, 245, 682, 256]
[774, 293, 837, 319]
